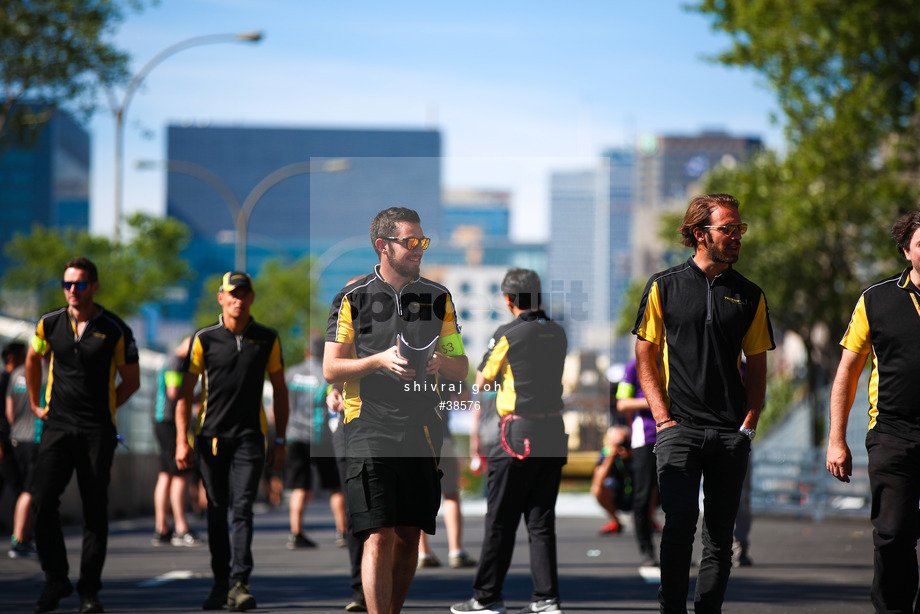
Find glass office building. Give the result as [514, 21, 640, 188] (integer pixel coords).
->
[164, 125, 441, 317]
[0, 107, 90, 279]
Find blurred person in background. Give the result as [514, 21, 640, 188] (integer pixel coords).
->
[327, 274, 369, 612]
[4, 342, 38, 559]
[616, 357, 660, 567]
[590, 425, 633, 537]
[0, 342, 26, 508]
[732, 463, 754, 567]
[417, 379, 477, 570]
[151, 337, 201, 548]
[328, 382, 367, 612]
[284, 337, 346, 550]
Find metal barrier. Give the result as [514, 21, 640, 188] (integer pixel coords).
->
[752, 447, 870, 520]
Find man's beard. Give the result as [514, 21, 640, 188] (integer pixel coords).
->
[387, 250, 419, 278]
[704, 235, 739, 265]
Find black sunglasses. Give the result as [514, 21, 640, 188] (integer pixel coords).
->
[384, 236, 431, 250]
[61, 280, 90, 291]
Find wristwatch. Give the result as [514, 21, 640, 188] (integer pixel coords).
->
[739, 426, 756, 440]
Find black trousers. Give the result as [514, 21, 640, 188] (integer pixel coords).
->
[333, 423, 364, 598]
[866, 429, 920, 614]
[632, 444, 658, 560]
[31, 424, 117, 596]
[654, 425, 749, 614]
[473, 453, 564, 604]
[197, 434, 265, 584]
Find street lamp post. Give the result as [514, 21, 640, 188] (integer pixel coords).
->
[137, 158, 350, 271]
[106, 31, 263, 244]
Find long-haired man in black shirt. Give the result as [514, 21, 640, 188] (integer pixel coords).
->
[633, 194, 773, 614]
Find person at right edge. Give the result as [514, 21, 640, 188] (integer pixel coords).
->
[632, 193, 774, 614]
[826, 210, 920, 614]
[451, 268, 568, 614]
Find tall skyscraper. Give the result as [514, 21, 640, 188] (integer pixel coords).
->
[633, 130, 763, 278]
[635, 130, 761, 209]
[0, 107, 90, 278]
[605, 148, 636, 363]
[164, 125, 441, 317]
[548, 131, 762, 361]
[548, 169, 607, 353]
[546, 150, 634, 360]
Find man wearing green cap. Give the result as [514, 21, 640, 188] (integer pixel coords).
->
[176, 271, 289, 612]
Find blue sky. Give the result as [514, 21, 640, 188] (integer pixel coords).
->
[90, 0, 782, 241]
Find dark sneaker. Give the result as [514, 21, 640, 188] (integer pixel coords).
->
[202, 581, 229, 610]
[9, 538, 36, 558]
[449, 551, 478, 568]
[79, 593, 104, 613]
[286, 532, 317, 549]
[227, 581, 256, 612]
[515, 597, 563, 614]
[171, 531, 202, 547]
[734, 552, 754, 567]
[34, 579, 74, 613]
[151, 531, 173, 547]
[450, 597, 506, 613]
[417, 553, 441, 569]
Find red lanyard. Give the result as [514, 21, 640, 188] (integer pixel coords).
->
[499, 414, 531, 460]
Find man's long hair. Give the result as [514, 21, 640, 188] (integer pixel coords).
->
[678, 194, 740, 248]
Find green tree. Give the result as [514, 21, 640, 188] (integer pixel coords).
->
[614, 279, 647, 336]
[192, 257, 326, 369]
[0, 0, 148, 146]
[684, 0, 920, 443]
[689, 0, 920, 156]
[2, 212, 192, 318]
[700, 150, 910, 440]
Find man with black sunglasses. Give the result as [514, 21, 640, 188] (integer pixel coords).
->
[26, 257, 140, 614]
[632, 194, 774, 614]
[325, 207, 468, 614]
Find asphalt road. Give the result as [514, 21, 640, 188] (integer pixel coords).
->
[0, 493, 876, 614]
